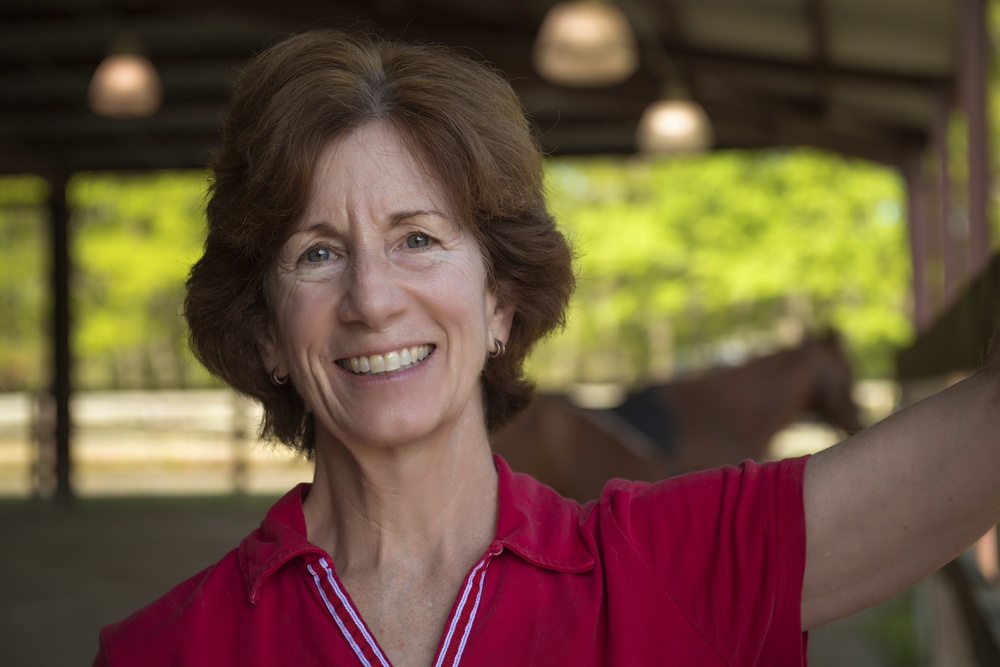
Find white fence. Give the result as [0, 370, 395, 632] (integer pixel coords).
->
[0, 389, 312, 497]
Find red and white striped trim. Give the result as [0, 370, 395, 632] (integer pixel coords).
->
[307, 550, 499, 667]
[433, 551, 495, 667]
[307, 558, 391, 667]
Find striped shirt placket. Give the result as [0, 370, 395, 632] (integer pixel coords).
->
[307, 547, 502, 667]
[307, 559, 390, 667]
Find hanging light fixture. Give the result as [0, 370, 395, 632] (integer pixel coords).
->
[533, 2, 639, 87]
[636, 97, 713, 154]
[634, 38, 713, 156]
[88, 36, 162, 119]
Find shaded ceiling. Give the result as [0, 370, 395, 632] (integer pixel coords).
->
[0, 0, 958, 175]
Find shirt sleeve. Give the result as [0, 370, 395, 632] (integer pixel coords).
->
[602, 455, 809, 666]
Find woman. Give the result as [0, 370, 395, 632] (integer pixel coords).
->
[95, 29, 1000, 666]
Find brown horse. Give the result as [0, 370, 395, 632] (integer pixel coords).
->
[492, 332, 864, 502]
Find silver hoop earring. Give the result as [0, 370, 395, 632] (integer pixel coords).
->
[271, 368, 289, 385]
[488, 339, 506, 360]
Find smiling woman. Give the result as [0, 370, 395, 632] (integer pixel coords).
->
[94, 27, 1000, 667]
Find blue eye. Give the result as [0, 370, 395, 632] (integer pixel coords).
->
[305, 247, 331, 263]
[406, 232, 431, 249]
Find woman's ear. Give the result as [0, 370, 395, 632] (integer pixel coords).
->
[257, 323, 285, 377]
[490, 299, 516, 344]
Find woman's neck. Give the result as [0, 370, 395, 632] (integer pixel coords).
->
[302, 421, 499, 578]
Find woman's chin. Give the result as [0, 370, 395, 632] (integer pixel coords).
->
[319, 416, 447, 454]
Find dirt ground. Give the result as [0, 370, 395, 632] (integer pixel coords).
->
[0, 493, 920, 667]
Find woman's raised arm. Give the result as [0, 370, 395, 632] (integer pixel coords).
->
[801, 329, 1000, 630]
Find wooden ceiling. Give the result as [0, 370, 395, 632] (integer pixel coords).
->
[0, 0, 959, 175]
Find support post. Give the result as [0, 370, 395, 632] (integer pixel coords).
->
[963, 0, 992, 276]
[48, 173, 73, 502]
[903, 153, 931, 332]
[935, 91, 959, 307]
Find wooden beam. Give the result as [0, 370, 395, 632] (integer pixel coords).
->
[897, 251, 1000, 379]
[669, 45, 950, 90]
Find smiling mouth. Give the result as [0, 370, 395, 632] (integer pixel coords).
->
[339, 345, 434, 375]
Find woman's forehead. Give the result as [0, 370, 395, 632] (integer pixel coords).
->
[303, 122, 457, 224]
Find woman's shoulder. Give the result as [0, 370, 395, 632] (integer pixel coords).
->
[597, 455, 810, 515]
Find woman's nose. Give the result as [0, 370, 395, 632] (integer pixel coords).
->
[337, 251, 405, 327]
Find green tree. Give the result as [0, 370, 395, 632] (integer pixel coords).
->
[530, 149, 911, 388]
[69, 170, 212, 389]
[0, 176, 49, 391]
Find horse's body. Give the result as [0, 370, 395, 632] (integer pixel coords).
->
[492, 333, 864, 502]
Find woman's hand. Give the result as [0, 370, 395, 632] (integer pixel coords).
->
[800, 321, 1000, 630]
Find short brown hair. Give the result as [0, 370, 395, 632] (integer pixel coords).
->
[185, 28, 574, 454]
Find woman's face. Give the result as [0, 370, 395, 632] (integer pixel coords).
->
[261, 122, 513, 450]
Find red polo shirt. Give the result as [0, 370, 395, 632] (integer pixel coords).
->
[95, 455, 809, 666]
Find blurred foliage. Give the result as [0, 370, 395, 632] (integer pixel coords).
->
[0, 176, 49, 392]
[68, 171, 213, 389]
[528, 150, 910, 387]
[0, 171, 214, 391]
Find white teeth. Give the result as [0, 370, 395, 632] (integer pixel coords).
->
[385, 351, 401, 372]
[345, 345, 431, 375]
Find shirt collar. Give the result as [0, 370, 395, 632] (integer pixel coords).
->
[239, 456, 596, 602]
[493, 455, 596, 573]
[238, 483, 325, 604]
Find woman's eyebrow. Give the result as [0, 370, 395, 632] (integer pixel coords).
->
[295, 221, 340, 237]
[387, 209, 449, 226]
[296, 211, 448, 234]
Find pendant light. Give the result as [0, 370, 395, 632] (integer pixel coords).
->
[635, 43, 713, 156]
[88, 36, 162, 119]
[636, 97, 713, 154]
[533, 2, 639, 87]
